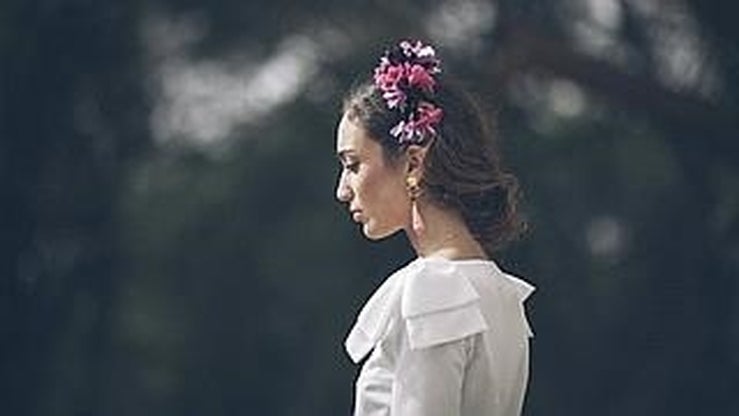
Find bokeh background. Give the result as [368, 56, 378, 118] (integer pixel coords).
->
[2, 0, 738, 415]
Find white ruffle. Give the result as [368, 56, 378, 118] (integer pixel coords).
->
[401, 259, 487, 349]
[496, 268, 536, 338]
[345, 257, 536, 363]
[345, 261, 414, 363]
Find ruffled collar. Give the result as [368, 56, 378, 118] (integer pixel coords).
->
[344, 259, 421, 363]
[344, 257, 535, 363]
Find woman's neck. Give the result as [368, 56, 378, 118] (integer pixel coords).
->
[406, 201, 487, 261]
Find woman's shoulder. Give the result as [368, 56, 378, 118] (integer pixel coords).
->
[346, 257, 535, 360]
[397, 258, 489, 349]
[398, 257, 536, 349]
[399, 257, 481, 318]
[405, 257, 535, 302]
[344, 259, 417, 363]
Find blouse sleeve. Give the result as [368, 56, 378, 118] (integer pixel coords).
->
[400, 260, 488, 349]
[389, 260, 488, 415]
[390, 332, 474, 416]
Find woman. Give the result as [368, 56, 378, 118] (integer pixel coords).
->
[335, 40, 535, 416]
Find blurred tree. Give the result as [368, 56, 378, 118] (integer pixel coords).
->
[1, 0, 737, 415]
[1, 1, 149, 414]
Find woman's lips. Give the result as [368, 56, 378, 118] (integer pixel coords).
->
[351, 210, 363, 222]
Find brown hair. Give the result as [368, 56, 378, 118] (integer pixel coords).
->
[342, 78, 525, 255]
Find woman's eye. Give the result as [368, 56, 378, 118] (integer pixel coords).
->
[345, 162, 359, 173]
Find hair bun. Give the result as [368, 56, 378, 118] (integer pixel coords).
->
[458, 173, 525, 252]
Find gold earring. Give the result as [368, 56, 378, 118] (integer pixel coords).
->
[406, 176, 421, 200]
[406, 176, 425, 233]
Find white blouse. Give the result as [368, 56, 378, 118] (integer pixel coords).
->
[345, 257, 535, 416]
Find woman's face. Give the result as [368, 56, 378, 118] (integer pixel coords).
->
[335, 113, 410, 240]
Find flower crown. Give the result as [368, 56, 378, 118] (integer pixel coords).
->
[373, 40, 444, 145]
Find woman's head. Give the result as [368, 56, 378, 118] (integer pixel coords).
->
[336, 41, 525, 254]
[335, 111, 412, 240]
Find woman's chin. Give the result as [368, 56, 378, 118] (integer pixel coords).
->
[361, 222, 397, 241]
[361, 225, 381, 240]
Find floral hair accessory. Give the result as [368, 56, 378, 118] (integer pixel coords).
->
[373, 40, 444, 145]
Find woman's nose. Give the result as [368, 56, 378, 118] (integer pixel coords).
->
[335, 172, 352, 202]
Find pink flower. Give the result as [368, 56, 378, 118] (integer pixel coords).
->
[390, 120, 407, 139]
[414, 102, 443, 135]
[416, 44, 436, 59]
[407, 64, 435, 92]
[399, 40, 415, 56]
[389, 102, 443, 144]
[374, 64, 405, 92]
[373, 40, 444, 144]
[400, 40, 428, 58]
[393, 121, 420, 144]
[383, 89, 406, 109]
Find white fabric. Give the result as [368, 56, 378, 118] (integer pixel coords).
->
[345, 257, 535, 416]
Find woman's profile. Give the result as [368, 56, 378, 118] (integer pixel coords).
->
[335, 40, 535, 416]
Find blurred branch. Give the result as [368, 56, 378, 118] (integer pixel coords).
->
[491, 19, 739, 165]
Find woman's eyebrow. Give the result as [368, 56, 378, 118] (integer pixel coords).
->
[336, 149, 356, 161]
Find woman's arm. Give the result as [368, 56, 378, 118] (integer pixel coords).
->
[391, 334, 474, 416]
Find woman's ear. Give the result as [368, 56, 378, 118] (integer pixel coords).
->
[405, 145, 428, 178]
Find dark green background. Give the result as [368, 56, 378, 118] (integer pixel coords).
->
[2, 0, 738, 414]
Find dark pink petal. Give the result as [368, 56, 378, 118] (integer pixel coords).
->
[414, 102, 443, 136]
[407, 64, 435, 92]
[375, 64, 405, 91]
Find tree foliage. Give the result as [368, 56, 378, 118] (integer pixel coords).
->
[1, 0, 737, 415]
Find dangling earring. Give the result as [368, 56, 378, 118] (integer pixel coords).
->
[406, 176, 425, 234]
